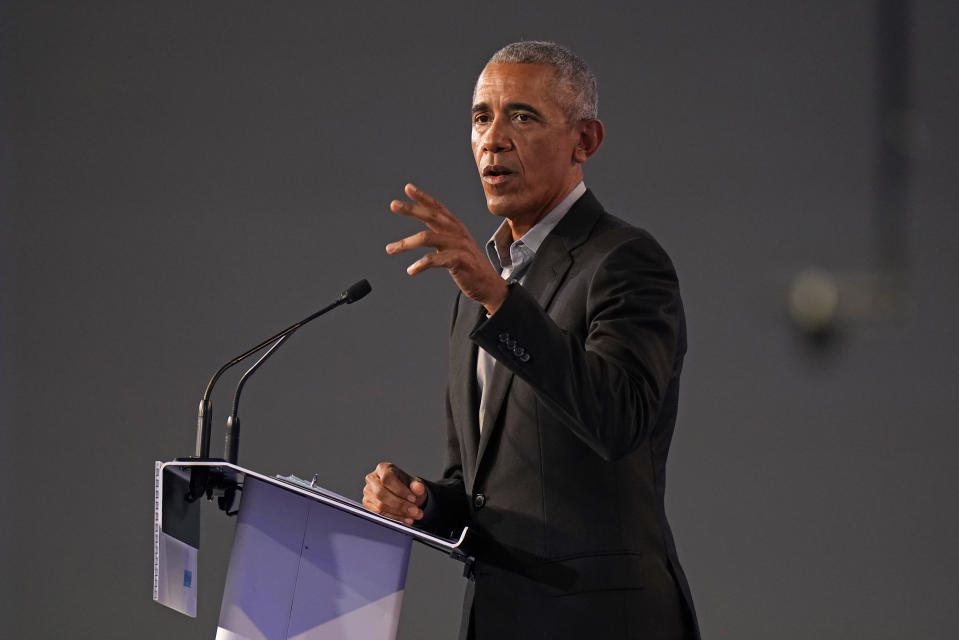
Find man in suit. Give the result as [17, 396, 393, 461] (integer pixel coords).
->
[364, 41, 698, 639]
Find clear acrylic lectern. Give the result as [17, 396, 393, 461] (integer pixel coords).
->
[154, 460, 468, 640]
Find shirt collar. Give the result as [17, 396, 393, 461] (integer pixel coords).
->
[485, 181, 586, 271]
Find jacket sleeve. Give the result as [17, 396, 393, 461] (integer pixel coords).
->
[470, 235, 683, 461]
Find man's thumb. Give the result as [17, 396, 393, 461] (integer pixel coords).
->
[410, 478, 426, 496]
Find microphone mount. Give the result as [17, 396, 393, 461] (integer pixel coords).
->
[180, 279, 371, 505]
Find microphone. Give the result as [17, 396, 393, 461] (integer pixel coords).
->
[192, 279, 372, 464]
[223, 278, 372, 463]
[343, 278, 372, 303]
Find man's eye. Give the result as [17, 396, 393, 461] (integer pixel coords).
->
[514, 113, 532, 122]
[473, 114, 490, 125]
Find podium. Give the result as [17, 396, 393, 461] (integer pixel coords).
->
[154, 460, 469, 640]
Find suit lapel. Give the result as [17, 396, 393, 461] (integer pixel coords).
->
[449, 295, 484, 487]
[471, 191, 606, 482]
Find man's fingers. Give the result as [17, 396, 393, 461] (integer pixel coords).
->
[390, 199, 445, 229]
[386, 183, 499, 306]
[404, 183, 441, 208]
[409, 478, 426, 497]
[375, 463, 418, 502]
[390, 185, 464, 232]
[385, 230, 456, 255]
[406, 256, 430, 275]
[362, 494, 423, 522]
[406, 249, 463, 275]
[365, 471, 409, 508]
[363, 469, 424, 524]
[362, 491, 423, 524]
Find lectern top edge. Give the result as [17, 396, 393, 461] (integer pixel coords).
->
[154, 459, 471, 619]
[156, 459, 469, 552]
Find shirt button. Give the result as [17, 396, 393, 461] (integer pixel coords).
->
[473, 493, 487, 509]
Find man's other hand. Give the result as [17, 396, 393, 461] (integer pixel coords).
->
[386, 183, 508, 315]
[362, 462, 427, 525]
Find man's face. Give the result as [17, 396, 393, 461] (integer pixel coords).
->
[471, 63, 584, 221]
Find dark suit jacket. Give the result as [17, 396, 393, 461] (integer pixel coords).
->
[419, 191, 699, 640]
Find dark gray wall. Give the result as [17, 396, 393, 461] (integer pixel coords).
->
[2, 1, 957, 638]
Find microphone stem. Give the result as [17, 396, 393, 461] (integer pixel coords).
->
[231, 333, 293, 417]
[201, 298, 344, 402]
[195, 296, 345, 459]
[223, 333, 293, 464]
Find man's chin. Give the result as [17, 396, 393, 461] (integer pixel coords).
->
[484, 194, 521, 217]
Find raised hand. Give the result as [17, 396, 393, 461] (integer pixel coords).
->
[386, 183, 508, 314]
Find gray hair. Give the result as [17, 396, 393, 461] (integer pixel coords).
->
[486, 40, 598, 121]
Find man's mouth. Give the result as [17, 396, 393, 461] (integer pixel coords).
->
[482, 165, 516, 185]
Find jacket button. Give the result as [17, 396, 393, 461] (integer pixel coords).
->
[473, 493, 487, 509]
[518, 353, 531, 362]
[498, 333, 510, 343]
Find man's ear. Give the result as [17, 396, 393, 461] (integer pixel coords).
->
[573, 119, 605, 163]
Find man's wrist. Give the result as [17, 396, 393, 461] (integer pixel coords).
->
[482, 279, 509, 315]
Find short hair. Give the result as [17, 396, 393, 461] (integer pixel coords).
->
[486, 40, 598, 121]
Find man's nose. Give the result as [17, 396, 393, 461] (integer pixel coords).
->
[481, 117, 512, 153]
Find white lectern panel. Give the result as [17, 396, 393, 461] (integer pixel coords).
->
[216, 477, 411, 640]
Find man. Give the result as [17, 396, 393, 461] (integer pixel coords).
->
[363, 41, 698, 639]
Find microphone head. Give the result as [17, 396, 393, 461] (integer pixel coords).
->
[342, 279, 372, 304]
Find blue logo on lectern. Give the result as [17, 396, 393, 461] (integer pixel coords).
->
[183, 569, 193, 588]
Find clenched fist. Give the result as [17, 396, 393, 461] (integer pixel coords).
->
[362, 462, 427, 526]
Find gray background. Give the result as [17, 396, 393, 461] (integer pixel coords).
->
[2, 1, 957, 638]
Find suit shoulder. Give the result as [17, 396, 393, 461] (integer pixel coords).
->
[584, 210, 674, 267]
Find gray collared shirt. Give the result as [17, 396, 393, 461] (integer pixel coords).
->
[476, 181, 587, 434]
